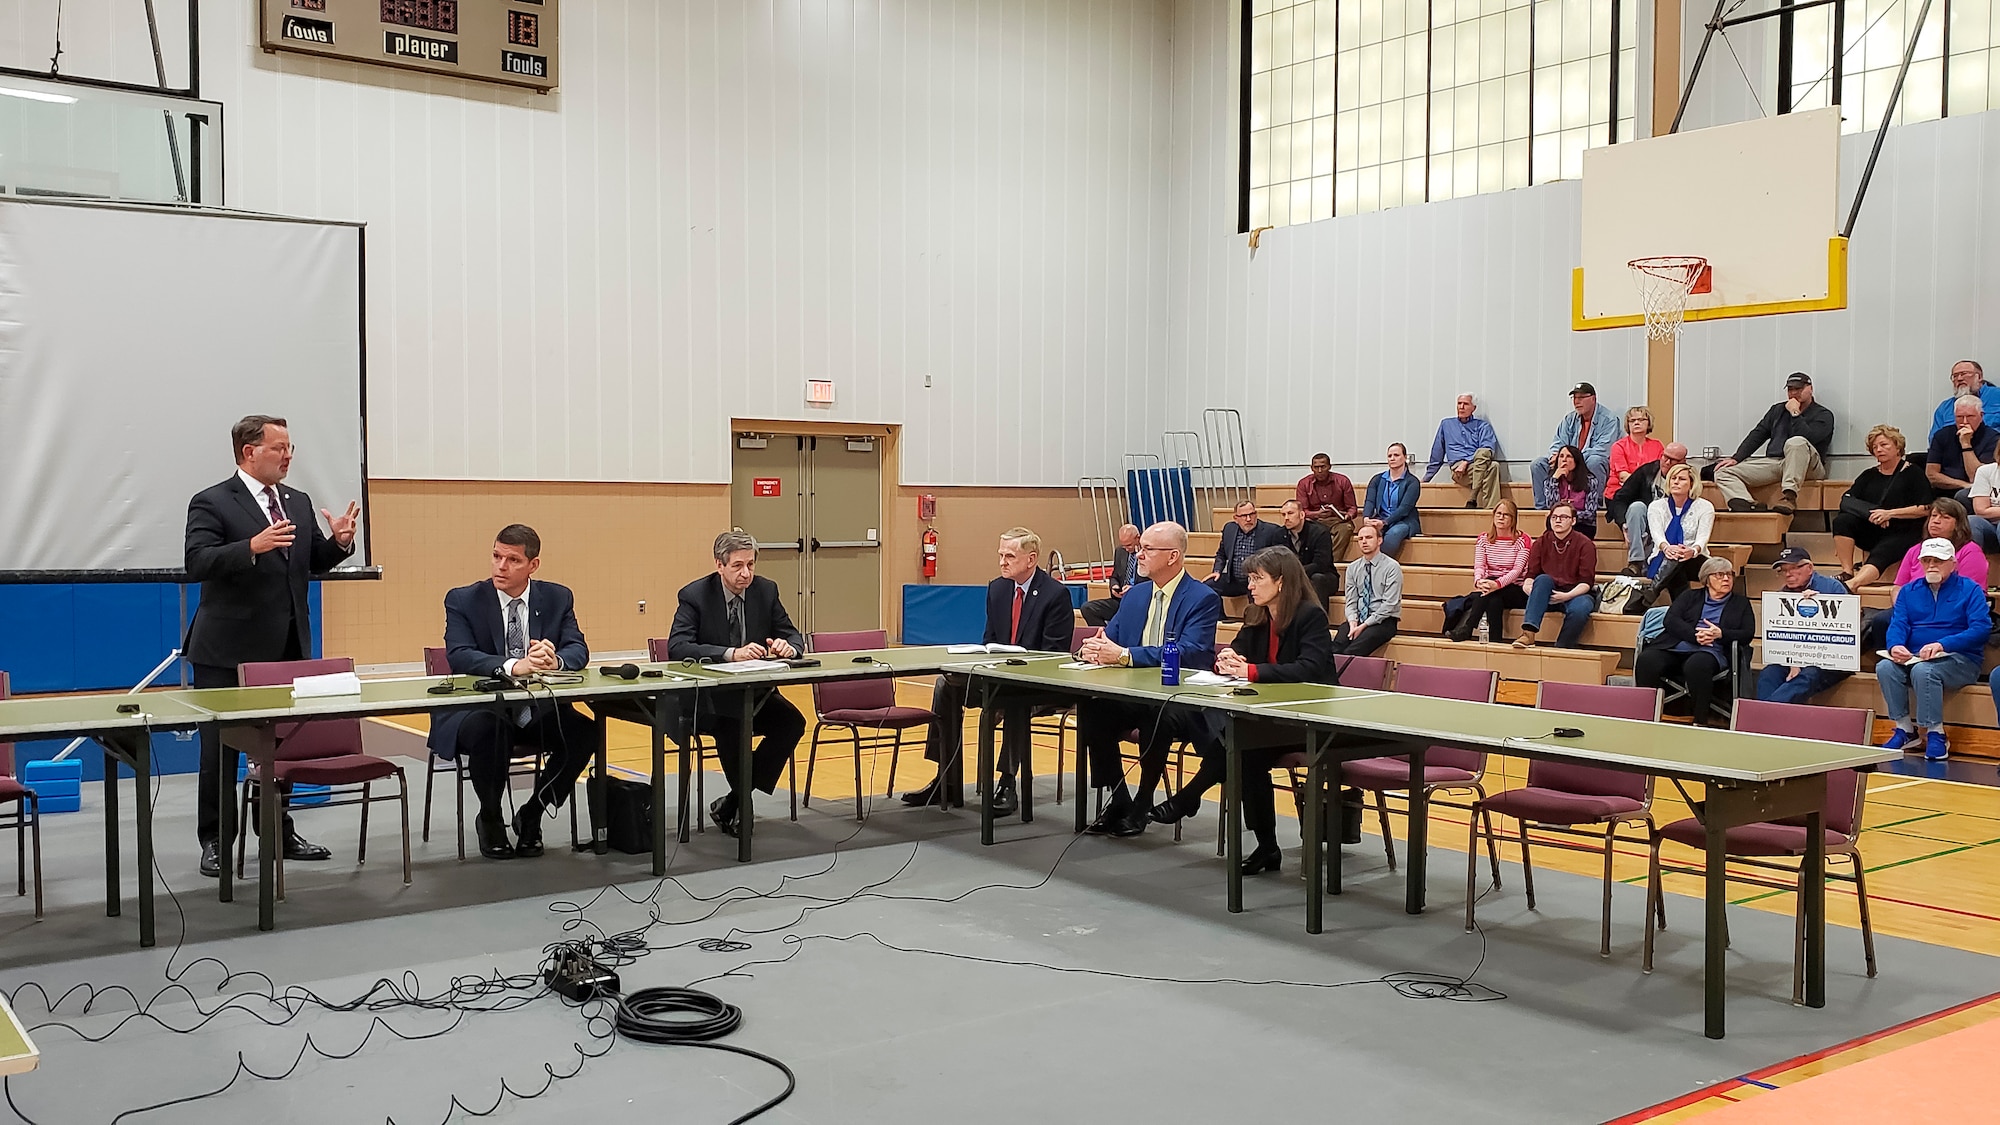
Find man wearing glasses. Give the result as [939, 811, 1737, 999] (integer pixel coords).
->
[1511, 500, 1598, 649]
[1073, 522, 1221, 837]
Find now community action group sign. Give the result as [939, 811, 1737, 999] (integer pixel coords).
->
[1760, 592, 1863, 672]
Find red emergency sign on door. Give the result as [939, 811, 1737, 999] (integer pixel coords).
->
[752, 478, 782, 497]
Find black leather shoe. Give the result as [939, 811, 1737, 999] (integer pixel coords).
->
[709, 796, 740, 838]
[475, 815, 515, 860]
[512, 808, 545, 858]
[1148, 794, 1195, 824]
[1240, 843, 1282, 876]
[199, 843, 221, 878]
[1726, 498, 1756, 513]
[901, 779, 944, 807]
[283, 833, 331, 861]
[1110, 807, 1149, 837]
[988, 777, 1020, 818]
[1084, 792, 1129, 835]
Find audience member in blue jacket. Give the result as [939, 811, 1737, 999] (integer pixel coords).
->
[1363, 443, 1422, 558]
[1755, 548, 1855, 706]
[1073, 521, 1221, 838]
[1881, 538, 1992, 761]
[1933, 359, 2000, 435]
[1424, 393, 1505, 509]
[1532, 382, 1619, 502]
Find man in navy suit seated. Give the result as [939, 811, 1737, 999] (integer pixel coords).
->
[1073, 521, 1221, 837]
[428, 525, 596, 860]
[903, 527, 1076, 814]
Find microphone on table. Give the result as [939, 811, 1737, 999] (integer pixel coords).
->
[600, 663, 642, 680]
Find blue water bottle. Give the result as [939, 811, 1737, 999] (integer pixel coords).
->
[1160, 633, 1181, 686]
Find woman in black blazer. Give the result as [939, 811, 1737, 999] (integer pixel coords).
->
[1150, 547, 1334, 875]
[1634, 557, 1756, 727]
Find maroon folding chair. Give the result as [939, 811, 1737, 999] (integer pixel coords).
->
[1644, 699, 1877, 1001]
[807, 630, 933, 820]
[1467, 680, 1663, 956]
[1320, 663, 1498, 882]
[235, 658, 410, 896]
[0, 672, 41, 919]
[420, 647, 577, 858]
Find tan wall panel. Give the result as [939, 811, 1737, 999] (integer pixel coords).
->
[323, 480, 1096, 663]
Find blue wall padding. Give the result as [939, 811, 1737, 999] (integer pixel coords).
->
[901, 585, 989, 645]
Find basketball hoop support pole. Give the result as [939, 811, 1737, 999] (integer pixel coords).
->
[1843, 0, 1937, 238]
[1670, 0, 1843, 134]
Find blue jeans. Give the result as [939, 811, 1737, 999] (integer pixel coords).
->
[1878, 654, 1979, 731]
[1622, 502, 1652, 562]
[1971, 514, 2000, 552]
[1522, 574, 1595, 647]
[1756, 664, 1846, 705]
[1380, 516, 1419, 558]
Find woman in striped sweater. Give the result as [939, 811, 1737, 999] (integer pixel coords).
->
[1447, 499, 1534, 643]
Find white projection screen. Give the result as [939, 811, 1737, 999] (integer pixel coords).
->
[0, 198, 370, 577]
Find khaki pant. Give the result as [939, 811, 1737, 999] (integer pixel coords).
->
[1714, 437, 1825, 506]
[1451, 447, 1504, 509]
[1317, 516, 1355, 561]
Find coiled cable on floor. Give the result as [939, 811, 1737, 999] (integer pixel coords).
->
[609, 987, 795, 1125]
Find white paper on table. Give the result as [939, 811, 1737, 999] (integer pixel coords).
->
[946, 643, 1028, 654]
[710, 659, 789, 673]
[1058, 662, 1115, 670]
[1182, 670, 1242, 686]
[291, 671, 363, 698]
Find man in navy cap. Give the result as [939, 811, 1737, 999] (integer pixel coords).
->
[1713, 372, 1835, 515]
[1755, 547, 1854, 706]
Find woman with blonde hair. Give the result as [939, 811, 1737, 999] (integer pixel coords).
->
[1645, 462, 1713, 601]
[1833, 425, 1933, 589]
[1607, 406, 1663, 500]
[1447, 499, 1533, 643]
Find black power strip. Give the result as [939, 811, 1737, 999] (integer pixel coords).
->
[544, 949, 621, 1002]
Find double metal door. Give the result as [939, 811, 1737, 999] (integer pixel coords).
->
[728, 434, 881, 635]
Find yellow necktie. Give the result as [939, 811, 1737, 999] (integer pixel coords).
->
[1143, 587, 1168, 647]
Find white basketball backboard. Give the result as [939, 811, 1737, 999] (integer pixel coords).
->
[1574, 106, 1845, 331]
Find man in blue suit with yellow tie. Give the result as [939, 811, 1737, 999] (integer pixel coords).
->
[1074, 521, 1221, 837]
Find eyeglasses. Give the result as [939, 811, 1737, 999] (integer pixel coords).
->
[1135, 545, 1178, 555]
[1549, 512, 1575, 521]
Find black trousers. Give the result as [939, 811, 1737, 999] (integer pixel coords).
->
[1308, 570, 1340, 608]
[696, 691, 808, 797]
[1080, 598, 1120, 627]
[1210, 574, 1251, 598]
[1181, 745, 1283, 839]
[1330, 619, 1397, 657]
[1456, 585, 1527, 639]
[451, 702, 598, 819]
[1830, 513, 1924, 573]
[1635, 647, 1728, 723]
[924, 673, 1028, 787]
[194, 637, 301, 848]
[1076, 697, 1206, 802]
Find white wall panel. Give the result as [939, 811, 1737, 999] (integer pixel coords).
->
[2, 1, 1170, 486]
[1165, 0, 1637, 476]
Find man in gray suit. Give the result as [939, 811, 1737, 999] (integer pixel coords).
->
[1081, 523, 1140, 627]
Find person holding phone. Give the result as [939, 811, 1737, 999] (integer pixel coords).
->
[1634, 558, 1754, 727]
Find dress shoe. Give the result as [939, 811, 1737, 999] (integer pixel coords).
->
[1084, 793, 1129, 835]
[1726, 498, 1756, 513]
[988, 776, 1020, 818]
[709, 795, 740, 837]
[475, 815, 515, 860]
[901, 779, 944, 807]
[1148, 793, 1196, 824]
[1772, 490, 1797, 516]
[1620, 561, 1646, 578]
[512, 807, 545, 858]
[1240, 843, 1282, 876]
[199, 842, 221, 878]
[283, 833, 331, 861]
[1446, 618, 1479, 643]
[1109, 806, 1149, 837]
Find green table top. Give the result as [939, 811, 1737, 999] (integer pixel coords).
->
[1264, 693, 1894, 783]
[674, 645, 989, 688]
[0, 992, 38, 1075]
[172, 670, 705, 723]
[0, 691, 213, 738]
[961, 659, 1380, 714]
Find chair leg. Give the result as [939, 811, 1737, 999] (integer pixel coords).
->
[788, 746, 800, 822]
[1642, 833, 1664, 973]
[697, 755, 707, 833]
[236, 781, 251, 878]
[1055, 718, 1067, 805]
[422, 756, 436, 842]
[1375, 791, 1398, 872]
[803, 727, 824, 812]
[884, 730, 902, 800]
[15, 805, 23, 896]
[358, 781, 372, 865]
[1852, 854, 1878, 979]
[454, 755, 467, 862]
[1518, 822, 1537, 910]
[1598, 822, 1617, 957]
[1473, 785, 1501, 890]
[1792, 869, 1808, 1006]
[1464, 799, 1483, 934]
[397, 768, 413, 885]
[569, 790, 580, 848]
[850, 729, 866, 822]
[27, 796, 40, 920]
[1171, 745, 1185, 843]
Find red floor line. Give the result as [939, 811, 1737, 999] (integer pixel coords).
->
[1605, 989, 2000, 1123]
[1859, 892, 2000, 924]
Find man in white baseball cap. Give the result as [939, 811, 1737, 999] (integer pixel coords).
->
[1878, 537, 1991, 760]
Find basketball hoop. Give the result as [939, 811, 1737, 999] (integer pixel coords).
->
[1627, 256, 1711, 341]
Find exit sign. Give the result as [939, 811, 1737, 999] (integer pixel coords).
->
[805, 379, 835, 405]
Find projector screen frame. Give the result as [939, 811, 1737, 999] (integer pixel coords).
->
[0, 196, 377, 584]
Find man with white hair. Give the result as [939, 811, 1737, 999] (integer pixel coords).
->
[1424, 392, 1504, 508]
[1931, 359, 2000, 435]
[1925, 393, 1997, 499]
[1878, 537, 1990, 761]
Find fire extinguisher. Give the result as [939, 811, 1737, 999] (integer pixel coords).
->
[922, 527, 939, 578]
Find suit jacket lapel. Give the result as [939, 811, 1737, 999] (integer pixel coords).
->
[478, 581, 506, 653]
[230, 476, 268, 526]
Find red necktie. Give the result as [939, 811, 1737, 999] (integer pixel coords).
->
[1011, 586, 1024, 644]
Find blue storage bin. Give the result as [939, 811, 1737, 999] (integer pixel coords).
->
[22, 759, 82, 814]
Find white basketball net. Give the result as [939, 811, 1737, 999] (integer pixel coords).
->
[1628, 256, 1708, 342]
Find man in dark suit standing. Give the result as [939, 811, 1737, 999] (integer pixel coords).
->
[428, 525, 595, 859]
[1277, 499, 1339, 607]
[184, 414, 359, 878]
[1080, 523, 1139, 627]
[902, 527, 1075, 813]
[1205, 501, 1288, 599]
[667, 530, 809, 836]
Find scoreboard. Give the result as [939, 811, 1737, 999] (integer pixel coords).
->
[260, 1, 560, 93]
